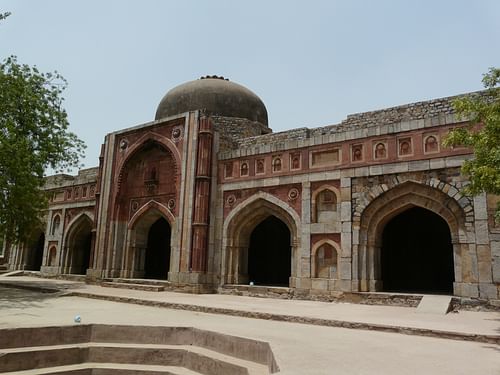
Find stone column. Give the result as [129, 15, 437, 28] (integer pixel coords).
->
[190, 116, 213, 272]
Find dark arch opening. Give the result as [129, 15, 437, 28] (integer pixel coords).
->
[248, 215, 291, 286]
[381, 207, 454, 294]
[144, 217, 171, 280]
[69, 219, 92, 275]
[31, 233, 45, 271]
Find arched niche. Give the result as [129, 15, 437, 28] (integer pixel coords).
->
[311, 239, 340, 279]
[311, 185, 340, 223]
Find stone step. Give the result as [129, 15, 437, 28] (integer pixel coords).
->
[220, 284, 292, 298]
[2, 362, 204, 374]
[58, 274, 87, 282]
[0, 343, 269, 375]
[100, 281, 165, 292]
[111, 278, 172, 287]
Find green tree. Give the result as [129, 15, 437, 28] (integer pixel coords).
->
[443, 67, 500, 220]
[0, 56, 85, 243]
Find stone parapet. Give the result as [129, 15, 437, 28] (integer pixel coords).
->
[218, 91, 488, 160]
[44, 167, 98, 189]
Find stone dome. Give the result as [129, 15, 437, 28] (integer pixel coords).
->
[155, 76, 268, 126]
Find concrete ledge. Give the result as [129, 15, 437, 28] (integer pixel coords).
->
[67, 292, 500, 346]
[0, 325, 278, 374]
[3, 363, 206, 374]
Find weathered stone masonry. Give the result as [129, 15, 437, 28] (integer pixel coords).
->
[3, 78, 498, 301]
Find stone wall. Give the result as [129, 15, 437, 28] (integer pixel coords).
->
[220, 91, 487, 157]
[211, 115, 270, 151]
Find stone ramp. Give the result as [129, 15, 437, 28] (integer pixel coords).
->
[416, 295, 453, 314]
[0, 325, 278, 375]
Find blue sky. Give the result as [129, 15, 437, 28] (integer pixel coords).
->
[1, 1, 499, 169]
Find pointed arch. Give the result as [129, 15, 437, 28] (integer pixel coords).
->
[128, 200, 174, 229]
[50, 214, 61, 236]
[62, 212, 93, 275]
[353, 177, 473, 225]
[354, 180, 469, 294]
[116, 131, 181, 195]
[222, 191, 301, 285]
[64, 212, 94, 244]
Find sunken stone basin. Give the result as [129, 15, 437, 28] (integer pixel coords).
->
[0, 324, 279, 374]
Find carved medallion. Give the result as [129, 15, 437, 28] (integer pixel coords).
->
[172, 126, 183, 142]
[119, 138, 128, 150]
[288, 188, 300, 201]
[167, 198, 176, 211]
[226, 194, 236, 207]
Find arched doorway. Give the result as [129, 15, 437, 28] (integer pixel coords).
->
[356, 181, 467, 294]
[248, 216, 291, 286]
[144, 217, 171, 280]
[30, 232, 45, 271]
[65, 216, 92, 275]
[223, 193, 300, 287]
[381, 207, 454, 294]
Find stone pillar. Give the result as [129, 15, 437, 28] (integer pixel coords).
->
[300, 181, 311, 281]
[89, 136, 115, 279]
[339, 177, 353, 291]
[190, 116, 213, 272]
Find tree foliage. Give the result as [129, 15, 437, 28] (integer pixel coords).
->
[0, 12, 11, 21]
[0, 56, 85, 243]
[443, 67, 500, 220]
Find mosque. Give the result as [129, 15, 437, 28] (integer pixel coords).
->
[3, 76, 499, 300]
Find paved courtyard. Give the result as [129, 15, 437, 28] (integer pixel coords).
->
[0, 277, 499, 374]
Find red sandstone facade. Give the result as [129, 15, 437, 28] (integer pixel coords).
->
[3, 77, 500, 301]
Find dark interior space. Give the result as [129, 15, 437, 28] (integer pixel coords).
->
[31, 233, 45, 271]
[381, 207, 454, 294]
[70, 221, 92, 275]
[75, 232, 92, 275]
[248, 215, 291, 286]
[145, 217, 171, 280]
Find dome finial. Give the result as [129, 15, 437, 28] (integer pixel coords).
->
[199, 75, 229, 81]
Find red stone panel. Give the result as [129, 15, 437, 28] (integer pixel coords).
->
[114, 141, 179, 221]
[311, 233, 341, 248]
[223, 184, 302, 219]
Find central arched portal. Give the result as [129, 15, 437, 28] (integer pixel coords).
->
[144, 217, 171, 280]
[381, 207, 454, 294]
[248, 215, 291, 286]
